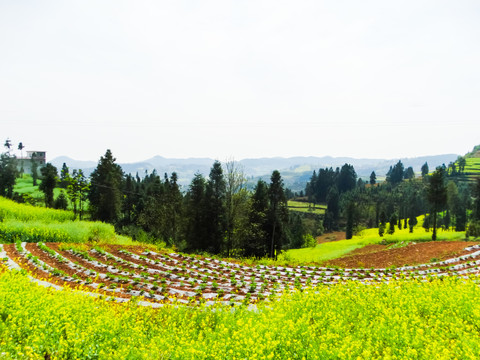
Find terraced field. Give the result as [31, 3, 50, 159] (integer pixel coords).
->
[287, 200, 325, 215]
[464, 157, 480, 175]
[2, 241, 480, 307]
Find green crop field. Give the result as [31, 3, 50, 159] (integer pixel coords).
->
[464, 157, 480, 174]
[0, 197, 128, 244]
[13, 174, 44, 202]
[14, 174, 69, 207]
[287, 200, 326, 215]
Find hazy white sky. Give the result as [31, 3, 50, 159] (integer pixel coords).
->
[1, 1, 479, 163]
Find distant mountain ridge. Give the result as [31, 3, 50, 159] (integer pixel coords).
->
[50, 153, 460, 192]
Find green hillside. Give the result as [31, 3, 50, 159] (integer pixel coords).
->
[0, 196, 128, 244]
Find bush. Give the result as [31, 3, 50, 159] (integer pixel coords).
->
[466, 221, 480, 239]
[302, 234, 317, 248]
[378, 224, 385, 237]
[54, 191, 69, 210]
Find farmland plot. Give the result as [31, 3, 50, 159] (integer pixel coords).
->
[2, 241, 480, 306]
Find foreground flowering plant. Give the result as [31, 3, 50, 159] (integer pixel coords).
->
[1, 241, 480, 306]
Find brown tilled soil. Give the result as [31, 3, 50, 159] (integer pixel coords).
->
[317, 231, 346, 244]
[324, 241, 479, 268]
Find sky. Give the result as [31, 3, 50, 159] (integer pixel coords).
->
[1, 1, 479, 164]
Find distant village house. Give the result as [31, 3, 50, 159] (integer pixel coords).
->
[17, 151, 46, 175]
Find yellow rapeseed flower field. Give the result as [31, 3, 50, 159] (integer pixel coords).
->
[2, 265, 480, 359]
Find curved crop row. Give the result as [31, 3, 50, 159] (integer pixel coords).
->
[2, 242, 480, 306]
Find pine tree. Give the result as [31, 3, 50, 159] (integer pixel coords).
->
[388, 161, 404, 185]
[345, 201, 355, 239]
[421, 162, 429, 178]
[268, 170, 288, 259]
[427, 167, 447, 240]
[39, 163, 58, 208]
[337, 164, 357, 193]
[245, 180, 270, 257]
[204, 161, 227, 254]
[185, 173, 207, 251]
[60, 163, 70, 189]
[324, 186, 340, 231]
[88, 150, 124, 223]
[164, 172, 183, 245]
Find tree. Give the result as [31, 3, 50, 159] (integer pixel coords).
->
[473, 178, 480, 222]
[67, 169, 90, 219]
[0, 150, 18, 198]
[457, 156, 466, 173]
[324, 186, 340, 231]
[345, 201, 355, 239]
[18, 142, 25, 173]
[224, 159, 246, 256]
[163, 172, 183, 245]
[287, 212, 306, 248]
[137, 172, 167, 242]
[388, 161, 404, 185]
[388, 213, 397, 235]
[88, 150, 124, 223]
[54, 190, 68, 210]
[121, 174, 136, 225]
[184, 173, 207, 251]
[427, 167, 447, 240]
[446, 181, 460, 231]
[404, 167, 415, 180]
[39, 163, 58, 208]
[421, 162, 429, 178]
[244, 180, 270, 257]
[370, 171, 376, 185]
[337, 164, 357, 193]
[268, 170, 288, 259]
[30, 152, 39, 186]
[60, 163, 70, 189]
[204, 161, 227, 254]
[4, 139, 12, 152]
[76, 170, 89, 220]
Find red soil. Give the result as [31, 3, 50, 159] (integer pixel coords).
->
[317, 231, 346, 244]
[324, 241, 479, 268]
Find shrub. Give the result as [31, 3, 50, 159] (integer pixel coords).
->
[302, 234, 317, 248]
[378, 224, 385, 237]
[466, 221, 480, 239]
